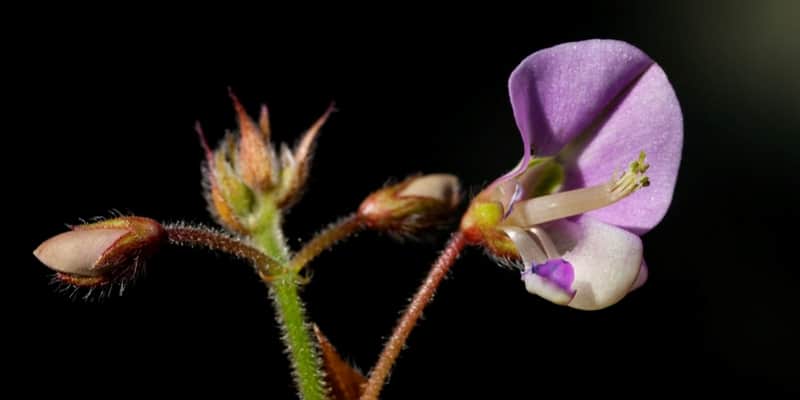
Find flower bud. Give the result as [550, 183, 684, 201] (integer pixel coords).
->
[230, 90, 276, 191]
[197, 92, 334, 234]
[358, 174, 461, 235]
[33, 216, 165, 286]
[200, 129, 253, 234]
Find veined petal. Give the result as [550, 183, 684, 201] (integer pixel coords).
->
[562, 63, 683, 234]
[544, 216, 643, 310]
[509, 40, 652, 157]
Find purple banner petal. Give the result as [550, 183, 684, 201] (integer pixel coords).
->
[509, 40, 653, 157]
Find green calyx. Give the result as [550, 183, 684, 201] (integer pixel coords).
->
[214, 149, 256, 217]
[460, 156, 566, 258]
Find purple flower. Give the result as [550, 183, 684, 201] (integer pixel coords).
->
[461, 39, 682, 310]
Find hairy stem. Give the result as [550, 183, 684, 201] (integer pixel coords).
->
[361, 232, 467, 400]
[252, 204, 327, 400]
[164, 224, 280, 277]
[167, 219, 326, 399]
[270, 275, 327, 400]
[290, 213, 362, 273]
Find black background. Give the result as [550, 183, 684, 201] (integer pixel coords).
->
[10, 2, 799, 397]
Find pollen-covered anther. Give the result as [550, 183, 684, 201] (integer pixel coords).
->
[609, 151, 650, 200]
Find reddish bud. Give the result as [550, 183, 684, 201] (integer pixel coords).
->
[230, 89, 275, 190]
[33, 216, 165, 286]
[358, 174, 461, 235]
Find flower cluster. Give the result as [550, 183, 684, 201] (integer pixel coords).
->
[32, 39, 682, 399]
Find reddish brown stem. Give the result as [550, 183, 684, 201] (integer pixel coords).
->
[290, 213, 362, 273]
[361, 232, 467, 400]
[165, 224, 280, 277]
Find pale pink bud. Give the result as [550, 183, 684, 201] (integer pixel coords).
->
[359, 174, 461, 235]
[33, 217, 165, 286]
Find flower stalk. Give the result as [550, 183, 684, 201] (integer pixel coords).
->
[251, 205, 328, 400]
[158, 220, 332, 400]
[164, 224, 280, 277]
[290, 213, 363, 274]
[269, 274, 327, 400]
[361, 232, 467, 400]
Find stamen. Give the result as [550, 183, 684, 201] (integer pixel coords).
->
[506, 152, 650, 226]
[610, 151, 650, 199]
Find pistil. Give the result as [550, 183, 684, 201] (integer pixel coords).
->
[506, 152, 649, 227]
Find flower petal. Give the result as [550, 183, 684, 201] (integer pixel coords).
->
[522, 268, 575, 305]
[398, 174, 460, 206]
[509, 39, 653, 157]
[33, 228, 130, 276]
[535, 259, 576, 292]
[545, 216, 643, 310]
[521, 259, 577, 305]
[563, 64, 683, 234]
[630, 260, 648, 292]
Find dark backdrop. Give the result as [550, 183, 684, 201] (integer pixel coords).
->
[10, 2, 799, 397]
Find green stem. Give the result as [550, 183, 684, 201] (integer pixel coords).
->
[252, 205, 327, 400]
[271, 275, 326, 400]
